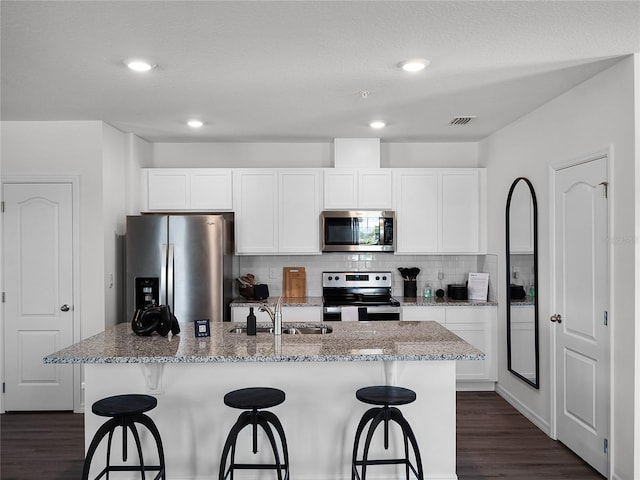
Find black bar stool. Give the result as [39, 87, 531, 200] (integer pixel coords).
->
[352, 385, 424, 480]
[82, 394, 166, 480]
[219, 387, 289, 480]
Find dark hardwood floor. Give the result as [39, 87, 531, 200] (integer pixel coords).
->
[1, 392, 603, 479]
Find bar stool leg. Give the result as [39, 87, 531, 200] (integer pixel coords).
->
[83, 418, 119, 480]
[256, 416, 283, 480]
[352, 407, 381, 480]
[219, 412, 252, 480]
[261, 410, 290, 479]
[361, 410, 386, 480]
[390, 409, 424, 480]
[132, 413, 167, 479]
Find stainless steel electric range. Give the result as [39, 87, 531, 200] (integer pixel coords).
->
[322, 271, 400, 321]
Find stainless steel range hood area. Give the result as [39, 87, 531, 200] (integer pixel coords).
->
[333, 138, 381, 168]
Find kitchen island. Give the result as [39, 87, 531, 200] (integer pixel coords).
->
[46, 321, 484, 480]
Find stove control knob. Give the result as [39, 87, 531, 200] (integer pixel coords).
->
[382, 276, 387, 280]
[376, 276, 380, 280]
[335, 276, 340, 281]
[328, 276, 333, 281]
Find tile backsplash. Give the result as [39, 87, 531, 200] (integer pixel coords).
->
[238, 253, 498, 301]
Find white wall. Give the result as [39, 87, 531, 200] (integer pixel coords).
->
[152, 141, 478, 168]
[1, 121, 136, 338]
[479, 55, 637, 479]
[101, 124, 128, 328]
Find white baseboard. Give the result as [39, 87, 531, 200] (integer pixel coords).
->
[456, 381, 496, 392]
[495, 384, 551, 436]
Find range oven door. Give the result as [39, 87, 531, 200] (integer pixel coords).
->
[322, 305, 400, 321]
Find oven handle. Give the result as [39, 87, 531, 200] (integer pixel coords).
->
[323, 306, 342, 314]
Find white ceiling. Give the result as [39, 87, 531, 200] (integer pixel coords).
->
[2, 1, 639, 143]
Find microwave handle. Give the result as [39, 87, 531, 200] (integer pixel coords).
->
[379, 217, 386, 245]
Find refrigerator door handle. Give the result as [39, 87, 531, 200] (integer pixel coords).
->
[160, 243, 168, 305]
[167, 243, 175, 311]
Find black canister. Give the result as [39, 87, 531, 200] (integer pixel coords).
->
[246, 307, 257, 336]
[403, 280, 417, 298]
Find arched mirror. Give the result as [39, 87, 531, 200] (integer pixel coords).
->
[505, 177, 539, 389]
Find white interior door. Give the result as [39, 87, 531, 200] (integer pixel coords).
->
[553, 157, 609, 475]
[3, 183, 74, 410]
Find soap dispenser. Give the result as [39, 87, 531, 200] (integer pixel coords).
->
[246, 307, 257, 336]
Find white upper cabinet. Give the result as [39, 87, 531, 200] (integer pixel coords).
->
[439, 169, 483, 253]
[323, 169, 357, 209]
[358, 170, 393, 209]
[395, 168, 486, 254]
[323, 169, 392, 210]
[279, 169, 322, 254]
[234, 169, 322, 255]
[395, 169, 438, 253]
[233, 169, 279, 254]
[142, 168, 233, 211]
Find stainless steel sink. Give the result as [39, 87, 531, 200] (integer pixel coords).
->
[228, 325, 333, 335]
[282, 326, 333, 335]
[228, 326, 274, 334]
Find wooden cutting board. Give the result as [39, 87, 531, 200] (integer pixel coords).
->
[283, 267, 306, 298]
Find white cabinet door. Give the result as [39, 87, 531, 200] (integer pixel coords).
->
[439, 169, 480, 253]
[190, 169, 233, 210]
[358, 169, 393, 209]
[144, 168, 233, 211]
[400, 306, 496, 387]
[147, 169, 190, 210]
[323, 169, 392, 209]
[279, 170, 322, 254]
[446, 307, 495, 383]
[394, 168, 485, 254]
[394, 169, 438, 253]
[323, 169, 357, 209]
[233, 170, 278, 254]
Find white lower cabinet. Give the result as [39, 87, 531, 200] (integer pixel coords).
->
[401, 306, 496, 389]
[231, 306, 322, 323]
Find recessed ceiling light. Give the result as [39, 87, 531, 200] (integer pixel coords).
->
[187, 120, 204, 128]
[399, 59, 429, 73]
[125, 60, 156, 72]
[369, 120, 386, 129]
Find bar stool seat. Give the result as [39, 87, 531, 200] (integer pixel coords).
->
[219, 387, 289, 480]
[82, 394, 166, 480]
[352, 386, 424, 480]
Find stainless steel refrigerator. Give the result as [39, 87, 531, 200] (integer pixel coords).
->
[125, 214, 235, 323]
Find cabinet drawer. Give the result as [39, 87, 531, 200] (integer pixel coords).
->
[445, 307, 491, 324]
[401, 307, 446, 323]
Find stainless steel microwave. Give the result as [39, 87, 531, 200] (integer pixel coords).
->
[321, 210, 395, 252]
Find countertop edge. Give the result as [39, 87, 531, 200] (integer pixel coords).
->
[44, 352, 486, 364]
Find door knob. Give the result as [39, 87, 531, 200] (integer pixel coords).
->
[550, 314, 562, 323]
[60, 304, 70, 312]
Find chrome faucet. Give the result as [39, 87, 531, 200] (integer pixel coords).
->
[259, 296, 282, 335]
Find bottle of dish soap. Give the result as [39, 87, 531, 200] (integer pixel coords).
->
[246, 307, 257, 336]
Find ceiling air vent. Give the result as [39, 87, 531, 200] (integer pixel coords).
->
[449, 116, 476, 125]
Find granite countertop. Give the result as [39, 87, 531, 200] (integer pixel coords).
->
[230, 296, 323, 307]
[230, 296, 496, 307]
[398, 297, 498, 307]
[44, 321, 484, 364]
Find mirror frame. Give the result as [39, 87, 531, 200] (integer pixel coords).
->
[505, 177, 540, 389]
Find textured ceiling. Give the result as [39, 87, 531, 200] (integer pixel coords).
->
[1, 1, 639, 142]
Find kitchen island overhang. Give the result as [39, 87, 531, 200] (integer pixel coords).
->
[46, 321, 484, 480]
